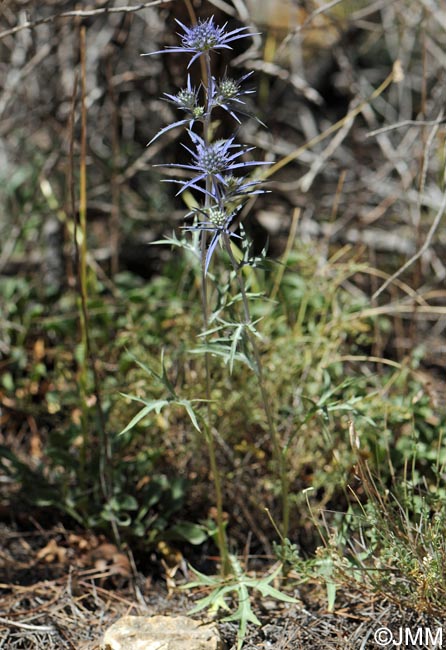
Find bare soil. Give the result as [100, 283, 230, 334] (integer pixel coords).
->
[1, 523, 443, 650]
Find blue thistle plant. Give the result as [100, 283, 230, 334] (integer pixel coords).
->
[143, 15, 290, 598]
[144, 14, 266, 275]
[144, 14, 267, 577]
[134, 17, 298, 644]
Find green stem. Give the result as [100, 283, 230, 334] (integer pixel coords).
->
[78, 27, 119, 544]
[78, 26, 89, 498]
[199, 51, 230, 576]
[222, 233, 289, 539]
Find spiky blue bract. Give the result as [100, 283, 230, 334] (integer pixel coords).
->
[147, 77, 205, 145]
[142, 16, 256, 68]
[183, 207, 242, 274]
[213, 72, 255, 123]
[164, 75, 201, 113]
[157, 131, 269, 197]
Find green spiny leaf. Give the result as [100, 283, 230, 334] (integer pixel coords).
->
[118, 398, 169, 435]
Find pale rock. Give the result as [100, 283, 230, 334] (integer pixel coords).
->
[102, 615, 224, 650]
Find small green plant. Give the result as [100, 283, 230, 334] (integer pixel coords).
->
[184, 555, 297, 650]
[120, 352, 204, 436]
[0, 268, 208, 549]
[302, 417, 446, 616]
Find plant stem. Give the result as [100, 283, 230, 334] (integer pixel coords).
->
[199, 51, 230, 575]
[78, 26, 89, 496]
[77, 27, 119, 545]
[222, 233, 290, 539]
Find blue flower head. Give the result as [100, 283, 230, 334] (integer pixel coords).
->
[164, 76, 201, 113]
[147, 76, 205, 145]
[143, 16, 255, 67]
[159, 130, 268, 197]
[184, 206, 243, 274]
[213, 72, 257, 123]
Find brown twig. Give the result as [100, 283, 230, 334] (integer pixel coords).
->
[0, 0, 176, 41]
[0, 618, 56, 634]
[372, 109, 446, 299]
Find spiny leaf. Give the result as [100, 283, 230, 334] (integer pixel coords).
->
[253, 582, 298, 603]
[178, 399, 201, 432]
[189, 343, 255, 371]
[120, 394, 203, 435]
[118, 398, 169, 435]
[188, 587, 232, 615]
[183, 557, 297, 650]
[184, 565, 224, 587]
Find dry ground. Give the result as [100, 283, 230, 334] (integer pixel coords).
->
[1, 523, 444, 650]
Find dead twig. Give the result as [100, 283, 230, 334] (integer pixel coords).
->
[0, 0, 176, 41]
[0, 617, 56, 634]
[373, 110, 446, 299]
[367, 117, 446, 137]
[372, 191, 446, 299]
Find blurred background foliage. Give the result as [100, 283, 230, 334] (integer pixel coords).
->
[1, 0, 446, 609]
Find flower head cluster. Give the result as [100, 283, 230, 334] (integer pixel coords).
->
[213, 72, 255, 123]
[147, 76, 205, 145]
[166, 80, 199, 113]
[144, 16, 254, 67]
[146, 16, 267, 273]
[161, 131, 268, 203]
[183, 205, 243, 273]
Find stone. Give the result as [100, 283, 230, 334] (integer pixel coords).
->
[102, 615, 224, 650]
